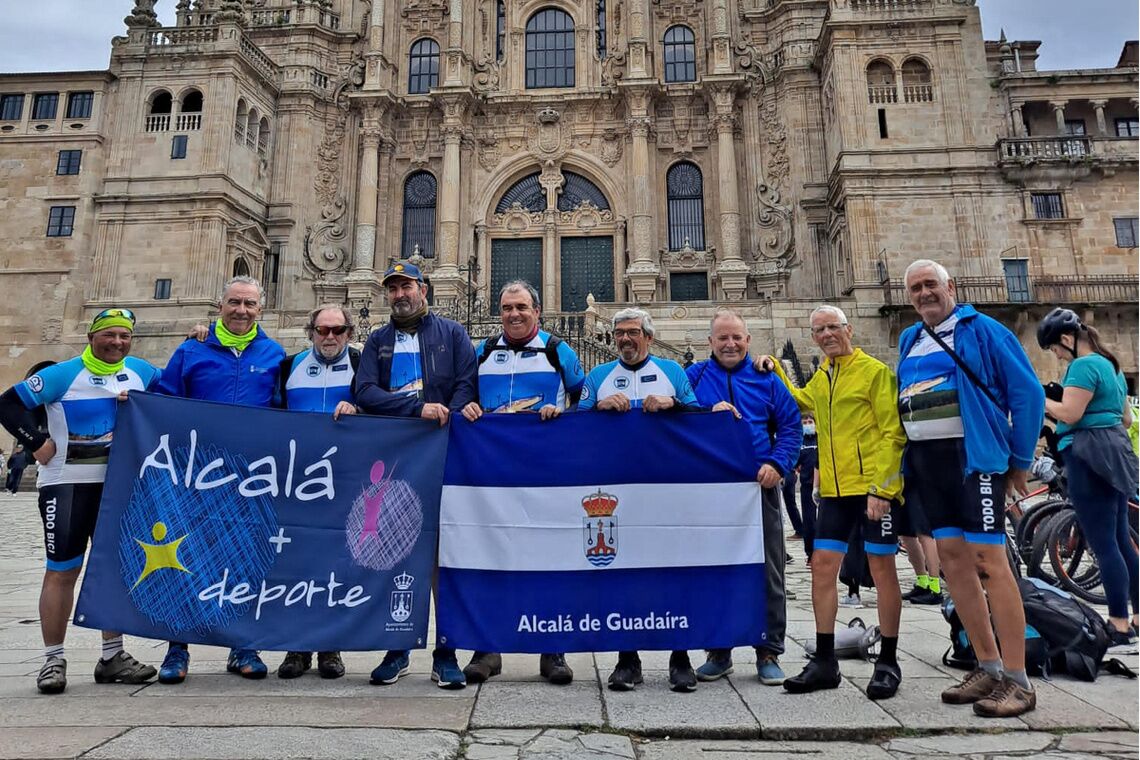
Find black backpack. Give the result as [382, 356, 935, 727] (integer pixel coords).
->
[1018, 577, 1137, 681]
[941, 596, 1049, 676]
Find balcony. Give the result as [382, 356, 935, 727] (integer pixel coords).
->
[902, 83, 933, 103]
[867, 85, 898, 104]
[999, 136, 1091, 160]
[881, 274, 1138, 311]
[847, 0, 930, 12]
[175, 113, 201, 131]
[249, 7, 340, 30]
[145, 114, 170, 132]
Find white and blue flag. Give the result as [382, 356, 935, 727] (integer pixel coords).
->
[437, 412, 766, 653]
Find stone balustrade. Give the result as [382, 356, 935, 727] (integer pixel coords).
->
[999, 136, 1092, 160]
[867, 84, 898, 104]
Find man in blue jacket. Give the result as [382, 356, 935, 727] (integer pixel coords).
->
[686, 308, 802, 686]
[898, 259, 1044, 719]
[356, 261, 478, 690]
[154, 275, 286, 685]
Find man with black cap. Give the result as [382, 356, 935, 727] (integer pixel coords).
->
[0, 307, 161, 693]
[356, 260, 478, 689]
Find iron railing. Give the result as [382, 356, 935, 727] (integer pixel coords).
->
[882, 274, 1138, 309]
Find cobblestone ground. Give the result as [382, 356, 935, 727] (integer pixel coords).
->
[0, 490, 1136, 759]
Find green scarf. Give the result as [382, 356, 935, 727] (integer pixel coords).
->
[81, 345, 124, 376]
[215, 320, 258, 352]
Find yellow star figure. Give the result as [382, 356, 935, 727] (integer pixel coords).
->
[132, 521, 191, 589]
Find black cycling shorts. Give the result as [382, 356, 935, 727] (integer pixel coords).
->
[815, 495, 900, 557]
[895, 482, 931, 538]
[903, 438, 1007, 545]
[38, 483, 103, 571]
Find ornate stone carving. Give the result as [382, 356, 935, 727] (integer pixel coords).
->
[491, 203, 545, 233]
[754, 182, 794, 264]
[304, 199, 349, 274]
[660, 240, 710, 270]
[215, 0, 247, 25]
[477, 135, 500, 171]
[528, 108, 571, 161]
[41, 318, 62, 344]
[601, 128, 624, 166]
[734, 40, 773, 85]
[124, 0, 159, 27]
[758, 95, 789, 190]
[472, 54, 501, 93]
[558, 200, 615, 230]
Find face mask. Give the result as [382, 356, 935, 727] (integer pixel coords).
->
[803, 424, 816, 436]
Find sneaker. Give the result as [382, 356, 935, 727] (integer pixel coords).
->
[756, 653, 785, 686]
[37, 656, 67, 694]
[431, 652, 467, 690]
[839, 593, 863, 608]
[463, 651, 502, 684]
[865, 660, 901, 700]
[668, 651, 697, 693]
[158, 644, 189, 685]
[901, 584, 923, 601]
[696, 650, 734, 681]
[226, 648, 267, 679]
[369, 650, 410, 685]
[317, 651, 345, 679]
[940, 667, 1000, 704]
[972, 676, 1036, 718]
[909, 588, 942, 606]
[277, 651, 311, 679]
[1108, 626, 1139, 655]
[783, 657, 841, 694]
[607, 652, 643, 691]
[539, 653, 574, 685]
[94, 651, 157, 684]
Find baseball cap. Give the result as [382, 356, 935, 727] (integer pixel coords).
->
[382, 262, 425, 284]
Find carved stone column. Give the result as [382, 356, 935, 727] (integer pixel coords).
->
[444, 0, 464, 86]
[373, 141, 395, 268]
[352, 127, 381, 274]
[1090, 99, 1109, 135]
[474, 223, 489, 296]
[624, 89, 659, 303]
[710, 0, 733, 75]
[613, 219, 627, 302]
[365, 0, 386, 89]
[627, 0, 650, 79]
[543, 215, 558, 310]
[1051, 100, 1068, 134]
[710, 86, 748, 300]
[1011, 103, 1025, 137]
[431, 96, 469, 300]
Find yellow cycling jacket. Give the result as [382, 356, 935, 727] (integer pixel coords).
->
[772, 348, 905, 500]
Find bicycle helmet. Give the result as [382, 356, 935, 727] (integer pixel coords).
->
[1036, 307, 1082, 349]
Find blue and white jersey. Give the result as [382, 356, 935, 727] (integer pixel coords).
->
[282, 349, 356, 413]
[578, 355, 698, 411]
[898, 309, 964, 440]
[13, 356, 160, 486]
[388, 330, 424, 398]
[476, 331, 585, 413]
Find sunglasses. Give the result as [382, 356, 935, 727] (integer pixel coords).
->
[313, 325, 350, 337]
[94, 308, 137, 324]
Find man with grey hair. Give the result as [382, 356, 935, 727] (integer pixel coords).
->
[154, 274, 286, 684]
[898, 259, 1043, 718]
[273, 303, 360, 681]
[579, 307, 703, 692]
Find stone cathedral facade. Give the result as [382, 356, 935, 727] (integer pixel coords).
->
[0, 0, 1137, 391]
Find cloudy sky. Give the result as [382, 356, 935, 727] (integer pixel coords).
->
[0, 0, 1135, 73]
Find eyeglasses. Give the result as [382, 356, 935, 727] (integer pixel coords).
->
[313, 325, 350, 337]
[94, 307, 136, 324]
[613, 328, 644, 339]
[810, 323, 848, 335]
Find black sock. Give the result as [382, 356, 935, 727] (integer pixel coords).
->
[815, 633, 836, 661]
[879, 636, 898, 667]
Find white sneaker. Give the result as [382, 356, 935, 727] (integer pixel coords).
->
[839, 593, 863, 608]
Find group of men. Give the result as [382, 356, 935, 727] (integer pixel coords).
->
[0, 257, 1043, 719]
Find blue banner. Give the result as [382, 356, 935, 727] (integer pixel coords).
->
[436, 412, 767, 653]
[75, 392, 446, 651]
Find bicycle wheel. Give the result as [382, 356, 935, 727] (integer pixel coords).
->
[1046, 510, 1106, 605]
[1017, 499, 1066, 563]
[1028, 511, 1063, 584]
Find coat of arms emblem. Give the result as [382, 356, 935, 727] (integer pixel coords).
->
[390, 571, 414, 622]
[582, 489, 618, 567]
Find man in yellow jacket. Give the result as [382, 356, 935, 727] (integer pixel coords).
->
[763, 305, 907, 700]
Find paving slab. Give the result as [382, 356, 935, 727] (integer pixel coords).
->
[1056, 731, 1140, 756]
[849, 676, 1026, 731]
[470, 679, 603, 729]
[887, 731, 1055, 755]
[638, 738, 896, 760]
[602, 671, 760, 738]
[0, 695, 473, 730]
[1017, 679, 1129, 731]
[0, 675, 149, 699]
[483, 653, 597, 682]
[1045, 675, 1140, 729]
[518, 729, 635, 760]
[733, 675, 900, 739]
[129, 673, 472, 700]
[83, 727, 461, 760]
[0, 726, 127, 760]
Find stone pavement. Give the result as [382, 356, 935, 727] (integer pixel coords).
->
[0, 491, 1136, 760]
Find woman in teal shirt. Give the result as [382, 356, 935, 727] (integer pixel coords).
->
[1038, 308, 1138, 648]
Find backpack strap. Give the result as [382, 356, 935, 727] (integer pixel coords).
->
[543, 335, 564, 381]
[1103, 658, 1139, 678]
[920, 322, 1002, 410]
[478, 334, 504, 365]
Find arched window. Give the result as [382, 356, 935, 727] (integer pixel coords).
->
[401, 171, 438, 258]
[558, 171, 610, 211]
[866, 60, 897, 104]
[234, 98, 247, 143]
[408, 38, 440, 95]
[178, 88, 203, 131]
[525, 9, 575, 89]
[149, 90, 173, 115]
[901, 58, 934, 103]
[663, 26, 696, 83]
[181, 89, 203, 113]
[596, 0, 607, 59]
[257, 116, 270, 158]
[666, 162, 705, 251]
[232, 257, 251, 277]
[496, 0, 506, 62]
[246, 107, 259, 150]
[495, 172, 547, 213]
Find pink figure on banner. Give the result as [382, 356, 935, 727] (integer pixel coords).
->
[358, 460, 394, 550]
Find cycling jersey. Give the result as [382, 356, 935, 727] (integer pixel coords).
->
[476, 331, 585, 413]
[389, 330, 424, 398]
[13, 356, 159, 487]
[578, 355, 697, 410]
[280, 347, 359, 412]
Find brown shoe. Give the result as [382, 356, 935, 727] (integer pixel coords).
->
[462, 652, 502, 683]
[972, 677, 1036, 718]
[940, 668, 1000, 704]
[539, 653, 574, 685]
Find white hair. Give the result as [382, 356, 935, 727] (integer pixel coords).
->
[709, 307, 748, 335]
[221, 275, 265, 305]
[810, 305, 848, 324]
[904, 259, 951, 286]
[612, 307, 655, 338]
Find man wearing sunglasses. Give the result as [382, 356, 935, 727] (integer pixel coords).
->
[155, 275, 285, 684]
[0, 307, 161, 693]
[273, 304, 360, 680]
